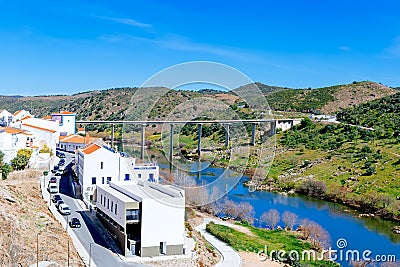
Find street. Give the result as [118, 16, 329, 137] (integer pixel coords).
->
[45, 151, 143, 267]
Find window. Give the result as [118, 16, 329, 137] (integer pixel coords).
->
[138, 173, 142, 179]
[160, 241, 166, 255]
[148, 173, 155, 182]
[101, 162, 103, 169]
[124, 174, 130, 181]
[91, 177, 96, 185]
[115, 204, 117, 215]
[107, 199, 109, 209]
[126, 209, 140, 221]
[111, 201, 113, 212]
[102, 177, 105, 184]
[100, 195, 103, 205]
[107, 177, 111, 184]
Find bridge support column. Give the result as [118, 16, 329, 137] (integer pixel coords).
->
[140, 124, 146, 159]
[251, 123, 256, 146]
[224, 124, 230, 147]
[197, 124, 202, 157]
[111, 124, 115, 149]
[270, 120, 276, 136]
[169, 124, 174, 163]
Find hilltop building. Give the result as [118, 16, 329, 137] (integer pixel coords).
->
[96, 181, 185, 257]
[51, 111, 76, 135]
[12, 110, 32, 124]
[0, 127, 33, 163]
[0, 110, 13, 127]
[76, 143, 159, 205]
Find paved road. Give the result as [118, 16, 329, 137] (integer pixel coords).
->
[195, 218, 241, 267]
[46, 152, 143, 267]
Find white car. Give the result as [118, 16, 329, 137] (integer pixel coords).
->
[48, 183, 58, 193]
[58, 203, 71, 215]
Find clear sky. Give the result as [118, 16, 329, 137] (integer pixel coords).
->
[1, 0, 400, 95]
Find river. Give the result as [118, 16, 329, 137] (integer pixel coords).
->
[161, 161, 400, 267]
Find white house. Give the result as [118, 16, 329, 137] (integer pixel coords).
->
[0, 110, 13, 127]
[57, 134, 101, 153]
[20, 117, 60, 156]
[0, 127, 33, 163]
[76, 143, 159, 205]
[12, 110, 32, 123]
[96, 181, 185, 257]
[51, 111, 76, 135]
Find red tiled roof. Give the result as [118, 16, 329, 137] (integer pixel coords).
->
[14, 110, 22, 116]
[52, 111, 74, 115]
[59, 134, 85, 144]
[22, 123, 57, 133]
[81, 143, 101, 154]
[20, 116, 32, 120]
[0, 127, 27, 134]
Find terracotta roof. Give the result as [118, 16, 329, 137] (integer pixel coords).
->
[20, 116, 32, 120]
[43, 115, 52, 120]
[59, 134, 85, 144]
[81, 143, 102, 154]
[22, 123, 57, 133]
[52, 111, 74, 115]
[0, 127, 28, 134]
[14, 110, 22, 116]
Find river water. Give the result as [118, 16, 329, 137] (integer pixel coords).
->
[161, 161, 400, 267]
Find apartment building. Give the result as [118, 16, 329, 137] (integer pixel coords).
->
[96, 181, 185, 257]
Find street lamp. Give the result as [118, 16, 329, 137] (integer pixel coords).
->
[89, 242, 93, 267]
[36, 232, 40, 267]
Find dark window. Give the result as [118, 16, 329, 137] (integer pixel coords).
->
[138, 173, 142, 179]
[111, 201, 113, 212]
[92, 177, 96, 185]
[115, 204, 117, 215]
[124, 174, 130, 181]
[107, 177, 111, 184]
[126, 209, 140, 221]
[148, 173, 155, 182]
[107, 199, 109, 209]
[101, 162, 103, 169]
[102, 177, 105, 184]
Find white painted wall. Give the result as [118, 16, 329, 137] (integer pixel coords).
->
[0, 131, 32, 163]
[96, 186, 127, 227]
[52, 114, 76, 135]
[140, 197, 185, 248]
[0, 110, 13, 126]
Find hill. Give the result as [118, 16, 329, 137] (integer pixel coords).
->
[0, 81, 396, 125]
[260, 81, 397, 114]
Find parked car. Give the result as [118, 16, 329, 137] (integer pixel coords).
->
[58, 161, 65, 166]
[69, 217, 81, 228]
[49, 177, 57, 183]
[59, 153, 66, 158]
[47, 183, 58, 193]
[56, 199, 64, 209]
[54, 165, 59, 171]
[58, 203, 71, 215]
[55, 170, 63, 176]
[52, 194, 62, 203]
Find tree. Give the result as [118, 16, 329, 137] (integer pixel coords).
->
[300, 179, 327, 197]
[0, 164, 12, 179]
[236, 202, 255, 224]
[39, 144, 52, 155]
[282, 211, 298, 230]
[260, 209, 280, 230]
[10, 148, 32, 171]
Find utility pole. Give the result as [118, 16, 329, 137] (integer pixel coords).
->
[67, 240, 70, 267]
[36, 232, 39, 267]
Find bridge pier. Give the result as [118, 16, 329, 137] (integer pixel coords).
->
[197, 124, 202, 157]
[251, 123, 256, 146]
[224, 124, 230, 147]
[270, 120, 276, 136]
[111, 124, 115, 149]
[140, 124, 146, 159]
[169, 124, 174, 163]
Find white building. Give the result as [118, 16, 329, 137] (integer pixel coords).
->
[57, 134, 98, 153]
[96, 181, 185, 257]
[0, 110, 13, 126]
[12, 110, 32, 124]
[20, 117, 60, 156]
[51, 111, 76, 135]
[0, 127, 33, 163]
[76, 143, 159, 204]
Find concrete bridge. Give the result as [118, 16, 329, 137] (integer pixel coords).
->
[76, 118, 302, 160]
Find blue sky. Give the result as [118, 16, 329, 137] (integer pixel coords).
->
[1, 0, 400, 95]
